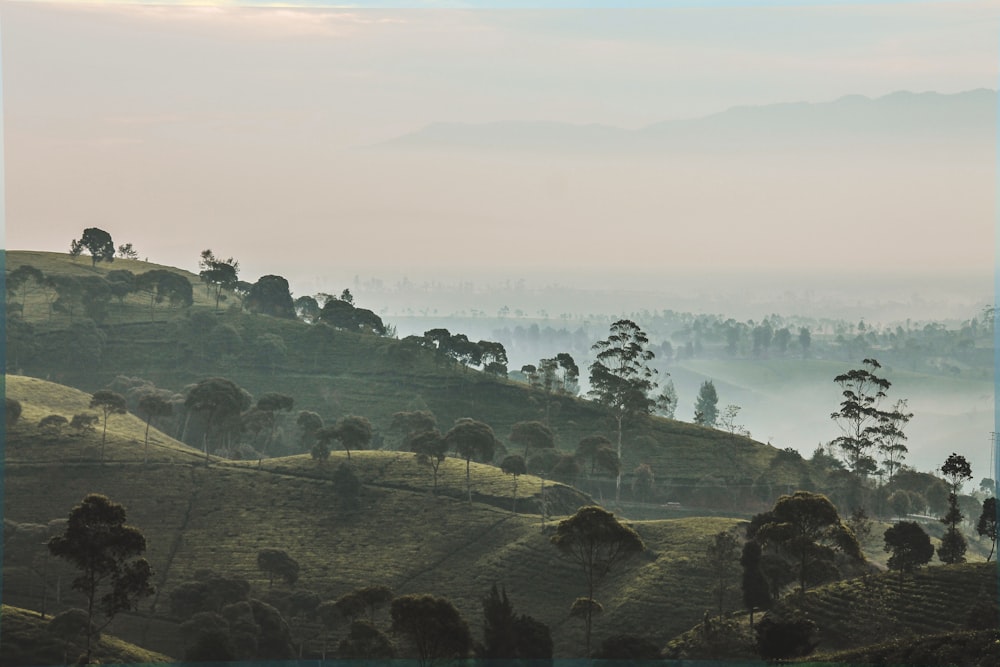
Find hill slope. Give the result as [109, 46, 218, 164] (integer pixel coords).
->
[3, 375, 741, 660]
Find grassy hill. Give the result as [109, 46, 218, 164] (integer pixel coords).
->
[3, 375, 743, 660]
[7, 249, 822, 516]
[665, 561, 998, 662]
[0, 605, 173, 667]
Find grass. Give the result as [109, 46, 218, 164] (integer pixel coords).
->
[0, 604, 174, 667]
[4, 375, 744, 660]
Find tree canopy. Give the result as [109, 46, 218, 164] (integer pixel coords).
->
[390, 594, 471, 666]
[444, 418, 497, 502]
[246, 275, 296, 319]
[74, 228, 116, 267]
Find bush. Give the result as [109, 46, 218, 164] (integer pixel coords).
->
[755, 610, 818, 660]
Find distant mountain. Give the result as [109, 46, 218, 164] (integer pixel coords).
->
[378, 89, 996, 153]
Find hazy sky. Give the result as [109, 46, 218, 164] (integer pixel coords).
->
[3, 1, 998, 296]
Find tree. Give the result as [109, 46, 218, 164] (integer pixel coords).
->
[319, 299, 386, 335]
[750, 491, 862, 595]
[330, 415, 373, 460]
[878, 399, 913, 483]
[198, 250, 240, 311]
[70, 413, 100, 435]
[705, 529, 741, 616]
[334, 585, 394, 624]
[755, 610, 818, 660]
[479, 584, 552, 660]
[257, 549, 299, 588]
[444, 419, 497, 503]
[135, 270, 193, 321]
[338, 620, 395, 659]
[293, 295, 321, 323]
[939, 452, 973, 564]
[184, 377, 253, 460]
[410, 429, 448, 494]
[73, 228, 115, 267]
[655, 379, 678, 419]
[137, 391, 173, 464]
[391, 410, 438, 448]
[390, 594, 472, 667]
[116, 242, 139, 260]
[718, 404, 749, 438]
[551, 506, 644, 655]
[500, 455, 527, 513]
[977, 496, 997, 562]
[254, 334, 287, 374]
[89, 390, 127, 463]
[632, 463, 655, 503]
[509, 420, 555, 460]
[576, 434, 612, 475]
[296, 411, 324, 451]
[246, 275, 296, 319]
[883, 521, 933, 591]
[47, 494, 154, 662]
[830, 358, 892, 477]
[588, 319, 658, 502]
[740, 540, 772, 627]
[693, 380, 719, 426]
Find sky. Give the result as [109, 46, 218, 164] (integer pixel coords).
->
[3, 0, 998, 298]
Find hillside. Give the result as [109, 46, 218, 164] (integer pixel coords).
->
[0, 605, 174, 667]
[6, 249, 822, 516]
[3, 375, 743, 659]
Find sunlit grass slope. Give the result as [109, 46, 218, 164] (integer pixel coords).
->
[4, 377, 746, 659]
[0, 605, 174, 667]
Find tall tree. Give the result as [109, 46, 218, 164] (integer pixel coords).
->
[444, 419, 497, 503]
[977, 497, 997, 562]
[830, 358, 892, 477]
[938, 452, 973, 564]
[198, 250, 240, 311]
[135, 270, 194, 321]
[693, 380, 719, 426]
[390, 594, 472, 667]
[576, 434, 613, 476]
[410, 428, 448, 494]
[705, 529, 741, 617]
[740, 540, 772, 627]
[74, 228, 116, 267]
[550, 506, 644, 656]
[331, 415, 373, 460]
[588, 319, 658, 502]
[878, 398, 913, 484]
[479, 584, 552, 659]
[48, 494, 154, 662]
[137, 391, 173, 464]
[509, 420, 555, 460]
[500, 455, 527, 513]
[89, 390, 127, 463]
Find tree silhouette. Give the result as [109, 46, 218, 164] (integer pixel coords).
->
[74, 228, 116, 267]
[257, 548, 299, 588]
[551, 506, 644, 655]
[509, 420, 554, 460]
[137, 392, 173, 464]
[246, 275, 296, 319]
[390, 594, 471, 667]
[938, 452, 973, 564]
[694, 380, 720, 426]
[500, 454, 527, 513]
[883, 521, 933, 591]
[410, 429, 448, 494]
[184, 377, 252, 460]
[588, 319, 658, 502]
[444, 419, 497, 503]
[89, 390, 127, 463]
[977, 497, 997, 562]
[48, 494, 154, 663]
[830, 358, 893, 477]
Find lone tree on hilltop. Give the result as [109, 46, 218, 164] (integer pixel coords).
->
[750, 491, 863, 596]
[48, 494, 154, 663]
[73, 228, 116, 267]
[444, 418, 497, 503]
[977, 496, 997, 562]
[551, 506, 644, 656]
[390, 594, 472, 667]
[90, 390, 127, 463]
[883, 521, 933, 591]
[332, 415, 373, 460]
[588, 319, 658, 502]
[257, 548, 299, 588]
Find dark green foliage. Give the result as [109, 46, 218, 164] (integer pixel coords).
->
[445, 418, 497, 502]
[479, 583, 553, 660]
[296, 410, 324, 451]
[184, 377, 252, 455]
[47, 608, 95, 664]
[410, 428, 448, 493]
[206, 323, 243, 360]
[976, 497, 997, 561]
[105, 269, 135, 304]
[939, 454, 973, 564]
[594, 633, 661, 660]
[334, 585, 394, 623]
[135, 270, 193, 321]
[137, 391, 173, 462]
[509, 420, 554, 459]
[38, 414, 69, 434]
[750, 491, 862, 595]
[705, 529, 741, 616]
[47, 494, 154, 662]
[588, 319, 658, 501]
[391, 410, 437, 448]
[694, 380, 719, 426]
[390, 594, 472, 666]
[830, 358, 892, 477]
[755, 610, 818, 660]
[884, 521, 934, 588]
[293, 295, 320, 322]
[5, 311, 37, 369]
[257, 548, 300, 587]
[941, 452, 974, 494]
[43, 318, 106, 372]
[70, 413, 100, 435]
[740, 540, 772, 625]
[74, 227, 115, 267]
[254, 333, 287, 373]
[6, 397, 23, 426]
[338, 620, 395, 659]
[500, 454, 527, 512]
[246, 274, 296, 318]
[319, 298, 386, 335]
[576, 434, 613, 475]
[333, 414, 373, 460]
[551, 506, 644, 655]
[198, 250, 240, 311]
[169, 572, 251, 618]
